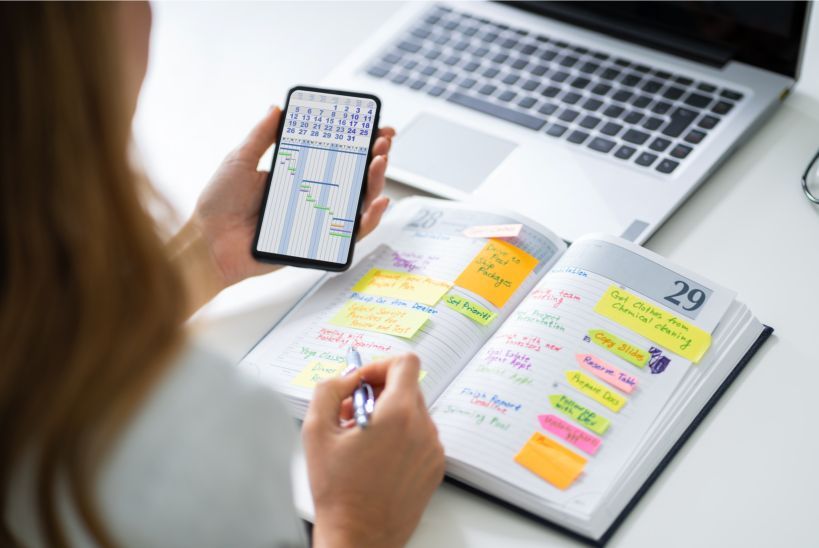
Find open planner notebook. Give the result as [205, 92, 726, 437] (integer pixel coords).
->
[238, 197, 771, 544]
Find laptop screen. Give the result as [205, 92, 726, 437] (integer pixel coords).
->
[505, 1, 809, 78]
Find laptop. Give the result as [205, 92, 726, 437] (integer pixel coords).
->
[323, 1, 811, 244]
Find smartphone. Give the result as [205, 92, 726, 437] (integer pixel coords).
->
[253, 86, 381, 271]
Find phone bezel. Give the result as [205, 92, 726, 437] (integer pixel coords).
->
[252, 86, 381, 272]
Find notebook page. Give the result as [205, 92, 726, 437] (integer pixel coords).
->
[431, 234, 735, 519]
[239, 198, 566, 411]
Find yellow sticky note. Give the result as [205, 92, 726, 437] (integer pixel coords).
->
[565, 370, 627, 412]
[352, 269, 452, 306]
[330, 301, 429, 339]
[454, 239, 539, 307]
[594, 285, 712, 363]
[514, 432, 587, 490]
[443, 292, 497, 325]
[291, 360, 345, 388]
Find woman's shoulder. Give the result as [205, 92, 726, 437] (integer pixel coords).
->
[98, 343, 306, 548]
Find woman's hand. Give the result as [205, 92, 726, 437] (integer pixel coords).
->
[168, 107, 395, 313]
[303, 354, 445, 548]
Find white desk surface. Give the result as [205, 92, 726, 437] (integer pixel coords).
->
[134, 2, 819, 546]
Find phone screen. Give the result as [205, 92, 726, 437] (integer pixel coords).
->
[253, 87, 380, 271]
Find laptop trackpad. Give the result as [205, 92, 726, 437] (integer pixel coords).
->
[391, 114, 517, 192]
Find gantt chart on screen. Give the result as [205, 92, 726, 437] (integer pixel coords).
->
[257, 91, 377, 264]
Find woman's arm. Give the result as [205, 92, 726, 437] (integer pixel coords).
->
[168, 107, 394, 316]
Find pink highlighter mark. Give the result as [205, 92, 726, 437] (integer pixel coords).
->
[576, 353, 638, 394]
[537, 414, 602, 456]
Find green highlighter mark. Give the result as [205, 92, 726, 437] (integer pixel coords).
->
[588, 329, 649, 368]
[548, 394, 610, 435]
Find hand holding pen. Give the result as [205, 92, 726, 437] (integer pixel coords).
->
[302, 352, 445, 548]
[345, 346, 375, 428]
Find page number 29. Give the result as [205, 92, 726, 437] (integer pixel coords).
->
[665, 281, 706, 311]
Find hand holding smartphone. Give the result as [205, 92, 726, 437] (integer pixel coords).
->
[253, 86, 381, 271]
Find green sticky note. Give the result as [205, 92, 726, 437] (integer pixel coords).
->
[443, 292, 497, 325]
[548, 394, 610, 435]
[588, 329, 649, 368]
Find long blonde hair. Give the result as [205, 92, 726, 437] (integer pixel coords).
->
[0, 4, 185, 546]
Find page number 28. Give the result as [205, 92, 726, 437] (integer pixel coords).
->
[665, 281, 706, 311]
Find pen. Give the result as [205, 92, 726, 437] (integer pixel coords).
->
[347, 346, 375, 428]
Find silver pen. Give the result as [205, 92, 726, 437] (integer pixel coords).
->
[347, 346, 375, 428]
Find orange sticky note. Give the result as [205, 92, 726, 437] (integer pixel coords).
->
[514, 432, 587, 490]
[455, 239, 539, 307]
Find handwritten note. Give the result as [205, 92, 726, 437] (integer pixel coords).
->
[330, 301, 429, 339]
[463, 223, 523, 239]
[454, 239, 539, 307]
[538, 414, 602, 456]
[443, 292, 497, 325]
[514, 432, 587, 490]
[594, 285, 711, 362]
[352, 269, 452, 305]
[565, 370, 627, 412]
[588, 329, 649, 368]
[549, 394, 610, 435]
[291, 360, 345, 388]
[576, 353, 638, 393]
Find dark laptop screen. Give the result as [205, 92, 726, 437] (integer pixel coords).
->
[505, 1, 809, 78]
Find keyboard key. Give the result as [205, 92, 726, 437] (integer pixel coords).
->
[684, 92, 712, 108]
[612, 90, 634, 103]
[651, 101, 672, 115]
[558, 108, 580, 122]
[397, 41, 422, 53]
[623, 128, 650, 145]
[403, 59, 418, 70]
[425, 50, 441, 60]
[521, 79, 539, 91]
[591, 83, 612, 96]
[635, 151, 658, 166]
[518, 96, 537, 109]
[649, 137, 671, 152]
[614, 58, 631, 67]
[410, 79, 426, 90]
[492, 52, 509, 64]
[670, 144, 693, 159]
[603, 104, 625, 118]
[632, 95, 652, 108]
[573, 46, 589, 55]
[538, 102, 558, 115]
[503, 74, 520, 85]
[675, 76, 693, 86]
[552, 71, 570, 83]
[684, 129, 706, 144]
[623, 111, 644, 124]
[698, 114, 720, 129]
[545, 123, 568, 137]
[421, 65, 437, 76]
[447, 92, 548, 130]
[411, 27, 431, 39]
[580, 61, 600, 74]
[473, 46, 490, 57]
[592, 51, 609, 60]
[479, 84, 497, 95]
[482, 31, 499, 43]
[464, 61, 480, 72]
[567, 129, 590, 144]
[579, 115, 601, 129]
[427, 85, 446, 97]
[500, 38, 518, 49]
[560, 55, 579, 67]
[367, 65, 389, 78]
[443, 55, 460, 66]
[443, 20, 458, 30]
[542, 86, 560, 98]
[440, 71, 457, 83]
[458, 77, 477, 89]
[621, 73, 642, 86]
[656, 159, 679, 174]
[511, 58, 528, 70]
[655, 70, 672, 80]
[391, 73, 409, 84]
[498, 90, 517, 102]
[570, 76, 591, 89]
[583, 98, 603, 112]
[662, 106, 697, 137]
[540, 49, 558, 61]
[519, 43, 537, 55]
[614, 144, 637, 159]
[712, 100, 734, 115]
[587, 136, 616, 153]
[383, 52, 402, 65]
[600, 122, 623, 136]
[634, 64, 651, 73]
[697, 82, 716, 93]
[662, 86, 685, 100]
[643, 117, 663, 130]
[641, 79, 663, 93]
[562, 92, 582, 105]
[720, 89, 743, 101]
[530, 64, 548, 76]
[600, 67, 621, 80]
[483, 67, 500, 78]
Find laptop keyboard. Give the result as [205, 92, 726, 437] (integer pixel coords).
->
[364, 4, 746, 176]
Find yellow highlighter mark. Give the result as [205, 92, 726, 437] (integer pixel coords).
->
[291, 360, 345, 388]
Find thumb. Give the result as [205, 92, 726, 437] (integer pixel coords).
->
[234, 106, 282, 163]
[306, 372, 362, 428]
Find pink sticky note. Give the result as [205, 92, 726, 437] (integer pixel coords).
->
[537, 414, 602, 455]
[462, 224, 523, 239]
[575, 353, 638, 394]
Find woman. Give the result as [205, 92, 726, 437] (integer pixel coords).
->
[0, 3, 445, 547]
